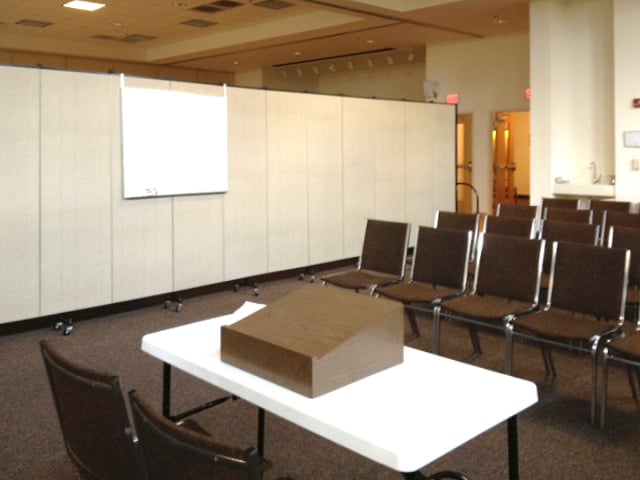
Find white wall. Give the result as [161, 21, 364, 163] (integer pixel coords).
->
[426, 33, 530, 213]
[613, 0, 640, 203]
[530, 0, 615, 204]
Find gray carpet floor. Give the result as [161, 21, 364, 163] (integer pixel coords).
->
[2, 271, 640, 479]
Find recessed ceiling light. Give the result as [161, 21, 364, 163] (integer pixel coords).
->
[63, 1, 106, 12]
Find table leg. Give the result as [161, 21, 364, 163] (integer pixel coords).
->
[257, 407, 265, 456]
[162, 362, 172, 418]
[161, 362, 237, 422]
[507, 415, 519, 480]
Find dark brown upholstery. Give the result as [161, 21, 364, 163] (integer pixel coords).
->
[483, 215, 536, 238]
[321, 219, 410, 294]
[603, 210, 640, 235]
[538, 220, 599, 290]
[589, 199, 631, 231]
[433, 233, 544, 355]
[129, 390, 269, 480]
[376, 226, 471, 337]
[608, 226, 640, 321]
[543, 206, 593, 224]
[496, 203, 539, 219]
[541, 197, 580, 209]
[39, 340, 141, 480]
[505, 241, 630, 425]
[433, 210, 479, 260]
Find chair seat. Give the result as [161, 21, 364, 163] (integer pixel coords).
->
[376, 281, 461, 304]
[512, 309, 620, 342]
[607, 331, 640, 359]
[323, 269, 400, 290]
[441, 294, 534, 322]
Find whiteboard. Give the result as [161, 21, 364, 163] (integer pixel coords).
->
[121, 82, 228, 198]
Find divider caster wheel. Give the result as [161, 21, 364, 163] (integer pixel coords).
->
[163, 300, 171, 309]
[53, 317, 73, 336]
[63, 322, 74, 336]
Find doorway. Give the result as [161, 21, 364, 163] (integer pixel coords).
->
[456, 113, 476, 213]
[492, 111, 530, 212]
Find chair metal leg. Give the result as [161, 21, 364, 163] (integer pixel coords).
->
[600, 353, 610, 429]
[432, 306, 442, 354]
[541, 347, 556, 377]
[590, 343, 599, 425]
[468, 327, 482, 355]
[627, 365, 640, 400]
[504, 324, 514, 375]
[406, 307, 420, 338]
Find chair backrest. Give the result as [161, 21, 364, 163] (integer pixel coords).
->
[547, 241, 629, 321]
[539, 220, 599, 273]
[129, 390, 264, 480]
[543, 206, 593, 224]
[603, 210, 640, 233]
[39, 340, 140, 480]
[496, 203, 539, 220]
[541, 197, 580, 209]
[410, 226, 471, 290]
[359, 219, 410, 276]
[589, 199, 631, 227]
[473, 233, 544, 304]
[434, 210, 479, 260]
[608, 226, 640, 289]
[483, 214, 536, 238]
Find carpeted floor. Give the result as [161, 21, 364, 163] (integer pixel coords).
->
[1, 271, 640, 479]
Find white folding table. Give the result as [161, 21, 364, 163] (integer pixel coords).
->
[141, 302, 537, 479]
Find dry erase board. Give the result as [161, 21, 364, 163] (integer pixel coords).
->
[121, 82, 228, 198]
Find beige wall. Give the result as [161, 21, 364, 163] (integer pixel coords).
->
[613, 0, 640, 204]
[425, 33, 531, 213]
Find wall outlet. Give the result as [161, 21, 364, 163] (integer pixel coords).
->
[632, 158, 640, 171]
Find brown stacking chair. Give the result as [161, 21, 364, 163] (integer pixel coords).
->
[434, 210, 480, 261]
[600, 328, 640, 429]
[321, 219, 410, 294]
[40, 340, 141, 480]
[496, 203, 539, 220]
[433, 233, 544, 355]
[483, 214, 536, 238]
[543, 206, 593, 224]
[602, 211, 640, 241]
[537, 220, 600, 293]
[607, 226, 640, 322]
[505, 241, 630, 425]
[541, 197, 580, 210]
[375, 226, 472, 339]
[129, 390, 270, 480]
[590, 199, 631, 242]
[599, 225, 640, 427]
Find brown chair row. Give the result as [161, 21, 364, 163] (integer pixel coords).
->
[40, 339, 270, 480]
[372, 222, 639, 427]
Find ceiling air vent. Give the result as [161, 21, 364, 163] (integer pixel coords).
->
[254, 0, 294, 9]
[182, 18, 217, 28]
[16, 19, 53, 28]
[211, 0, 243, 8]
[191, 4, 223, 13]
[121, 34, 157, 43]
